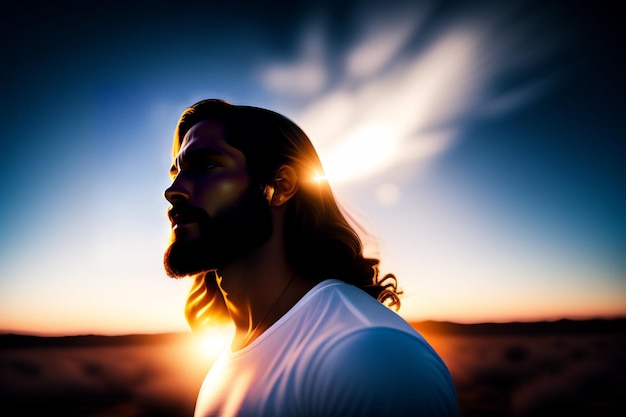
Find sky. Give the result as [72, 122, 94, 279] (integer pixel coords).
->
[1, 0, 624, 336]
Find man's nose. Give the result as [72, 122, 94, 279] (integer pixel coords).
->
[164, 176, 190, 204]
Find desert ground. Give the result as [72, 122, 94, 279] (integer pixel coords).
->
[1, 319, 624, 416]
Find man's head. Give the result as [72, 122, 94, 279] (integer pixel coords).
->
[162, 99, 400, 330]
[163, 119, 275, 277]
[163, 99, 329, 277]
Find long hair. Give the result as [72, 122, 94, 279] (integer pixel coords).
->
[171, 99, 402, 332]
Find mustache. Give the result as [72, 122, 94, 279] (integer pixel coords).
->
[167, 204, 212, 227]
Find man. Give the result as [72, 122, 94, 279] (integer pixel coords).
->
[163, 99, 459, 416]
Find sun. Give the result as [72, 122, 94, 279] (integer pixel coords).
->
[192, 325, 234, 362]
[312, 172, 327, 183]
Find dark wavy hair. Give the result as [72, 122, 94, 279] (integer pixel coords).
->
[171, 99, 402, 332]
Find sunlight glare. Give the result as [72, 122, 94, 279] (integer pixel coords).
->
[323, 123, 397, 185]
[192, 325, 234, 362]
[376, 182, 401, 206]
[312, 172, 327, 183]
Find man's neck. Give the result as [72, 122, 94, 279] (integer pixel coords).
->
[221, 272, 313, 350]
[216, 207, 319, 350]
[216, 232, 312, 350]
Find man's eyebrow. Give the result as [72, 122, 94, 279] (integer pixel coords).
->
[170, 147, 224, 175]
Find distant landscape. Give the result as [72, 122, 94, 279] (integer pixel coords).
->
[1, 318, 624, 416]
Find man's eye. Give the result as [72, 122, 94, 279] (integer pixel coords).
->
[190, 161, 218, 172]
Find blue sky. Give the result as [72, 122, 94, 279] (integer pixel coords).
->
[1, 0, 624, 335]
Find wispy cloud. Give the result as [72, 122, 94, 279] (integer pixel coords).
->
[258, 1, 570, 187]
[257, 20, 329, 97]
[345, 7, 421, 80]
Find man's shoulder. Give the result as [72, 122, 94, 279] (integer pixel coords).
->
[315, 325, 438, 367]
[297, 281, 452, 384]
[300, 326, 459, 416]
[287, 279, 431, 358]
[298, 279, 415, 331]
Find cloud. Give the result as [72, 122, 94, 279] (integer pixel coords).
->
[257, 19, 328, 97]
[257, 0, 572, 187]
[345, 8, 420, 79]
[293, 23, 481, 186]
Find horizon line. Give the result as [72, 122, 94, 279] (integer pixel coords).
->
[2, 316, 625, 339]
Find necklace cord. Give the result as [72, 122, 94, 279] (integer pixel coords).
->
[243, 274, 298, 347]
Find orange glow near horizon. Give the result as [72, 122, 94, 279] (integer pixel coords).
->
[2, 301, 625, 337]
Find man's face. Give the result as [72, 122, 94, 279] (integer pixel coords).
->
[163, 120, 272, 277]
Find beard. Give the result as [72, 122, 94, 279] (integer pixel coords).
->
[163, 184, 273, 278]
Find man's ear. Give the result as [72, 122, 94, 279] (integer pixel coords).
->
[268, 165, 298, 207]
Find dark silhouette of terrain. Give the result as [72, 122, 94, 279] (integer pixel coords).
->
[1, 319, 624, 416]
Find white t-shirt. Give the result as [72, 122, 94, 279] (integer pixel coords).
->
[194, 279, 459, 417]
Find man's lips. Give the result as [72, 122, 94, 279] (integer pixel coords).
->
[168, 207, 205, 229]
[172, 220, 199, 230]
[170, 215, 201, 229]
[170, 214, 203, 239]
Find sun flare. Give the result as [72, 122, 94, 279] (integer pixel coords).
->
[191, 326, 234, 362]
[312, 172, 327, 183]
